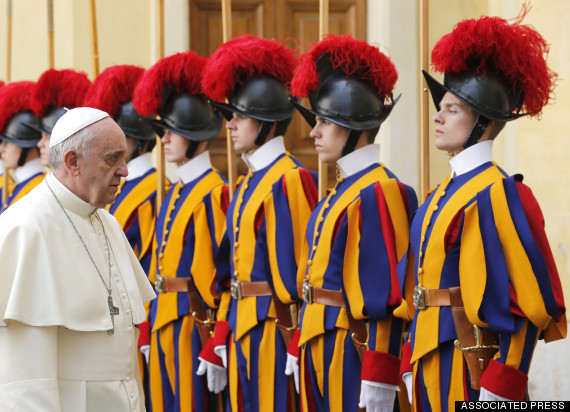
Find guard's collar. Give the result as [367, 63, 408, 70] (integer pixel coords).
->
[175, 150, 212, 184]
[14, 158, 44, 183]
[336, 144, 380, 178]
[241, 136, 285, 172]
[126, 153, 154, 181]
[449, 140, 493, 177]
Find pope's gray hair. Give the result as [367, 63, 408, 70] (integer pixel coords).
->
[48, 125, 95, 171]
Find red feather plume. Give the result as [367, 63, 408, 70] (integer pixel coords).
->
[132, 51, 207, 116]
[290, 34, 398, 100]
[0, 81, 35, 134]
[431, 13, 556, 117]
[83, 65, 144, 117]
[30, 69, 91, 116]
[202, 35, 298, 102]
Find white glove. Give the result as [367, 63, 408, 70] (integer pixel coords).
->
[358, 380, 397, 412]
[214, 345, 227, 368]
[196, 358, 227, 393]
[479, 387, 512, 401]
[402, 372, 413, 405]
[284, 353, 300, 393]
[140, 344, 150, 365]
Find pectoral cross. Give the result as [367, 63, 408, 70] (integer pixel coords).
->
[108, 295, 120, 335]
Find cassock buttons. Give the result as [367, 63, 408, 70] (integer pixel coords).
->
[440, 191, 446, 197]
[418, 268, 424, 275]
[433, 205, 439, 211]
[324, 203, 329, 209]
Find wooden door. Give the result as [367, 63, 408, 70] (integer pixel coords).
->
[190, 0, 366, 188]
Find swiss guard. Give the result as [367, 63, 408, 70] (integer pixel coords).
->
[289, 34, 417, 412]
[0, 81, 44, 211]
[132, 50, 228, 412]
[201, 35, 318, 412]
[397, 11, 566, 409]
[29, 69, 91, 168]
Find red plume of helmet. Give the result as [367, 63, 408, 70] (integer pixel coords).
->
[84, 65, 145, 117]
[431, 12, 556, 117]
[202, 35, 298, 102]
[132, 51, 207, 116]
[0, 81, 35, 134]
[30, 69, 91, 117]
[291, 34, 398, 101]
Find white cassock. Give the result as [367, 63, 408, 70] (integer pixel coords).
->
[0, 172, 156, 412]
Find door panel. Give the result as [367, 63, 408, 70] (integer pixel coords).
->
[190, 0, 365, 187]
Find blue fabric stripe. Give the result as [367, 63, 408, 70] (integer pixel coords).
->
[519, 321, 538, 374]
[503, 177, 560, 316]
[358, 184, 391, 319]
[477, 185, 516, 332]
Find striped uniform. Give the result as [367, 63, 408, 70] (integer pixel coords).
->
[219, 143, 318, 412]
[2, 159, 45, 212]
[148, 155, 228, 412]
[298, 159, 417, 412]
[398, 161, 566, 410]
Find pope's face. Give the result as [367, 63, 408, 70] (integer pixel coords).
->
[432, 92, 476, 155]
[0, 141, 23, 169]
[310, 116, 348, 164]
[75, 118, 128, 208]
[226, 113, 259, 154]
[37, 133, 51, 167]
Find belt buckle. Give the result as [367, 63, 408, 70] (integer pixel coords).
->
[302, 279, 313, 304]
[155, 274, 166, 293]
[413, 284, 426, 310]
[231, 280, 242, 300]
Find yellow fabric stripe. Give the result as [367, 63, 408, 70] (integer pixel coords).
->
[343, 198, 365, 318]
[217, 290, 231, 321]
[229, 335, 240, 412]
[210, 185, 229, 248]
[393, 246, 416, 322]
[381, 179, 411, 260]
[373, 317, 393, 352]
[179, 315, 195, 411]
[329, 329, 347, 412]
[421, 348, 442, 411]
[490, 181, 550, 329]
[285, 169, 312, 268]
[192, 201, 218, 309]
[300, 345, 310, 412]
[110, 173, 156, 227]
[310, 335, 325, 398]
[264, 191, 291, 303]
[159, 323, 176, 393]
[459, 203, 488, 326]
[258, 320, 277, 411]
[10, 174, 44, 205]
[505, 319, 540, 370]
[137, 199, 155, 260]
[448, 346, 467, 406]
[149, 332, 165, 412]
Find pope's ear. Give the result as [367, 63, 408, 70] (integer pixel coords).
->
[63, 150, 80, 176]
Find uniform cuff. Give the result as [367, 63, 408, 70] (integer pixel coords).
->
[213, 320, 230, 347]
[479, 360, 528, 401]
[287, 329, 301, 357]
[137, 321, 151, 347]
[361, 350, 401, 386]
[199, 337, 224, 368]
[400, 341, 413, 376]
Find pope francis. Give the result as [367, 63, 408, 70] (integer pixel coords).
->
[0, 107, 156, 411]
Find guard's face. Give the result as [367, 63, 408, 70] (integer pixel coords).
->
[76, 118, 128, 208]
[0, 141, 23, 169]
[226, 113, 258, 154]
[37, 133, 51, 167]
[433, 92, 476, 156]
[161, 130, 190, 164]
[310, 116, 348, 164]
